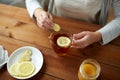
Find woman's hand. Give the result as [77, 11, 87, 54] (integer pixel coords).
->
[34, 8, 53, 29]
[72, 31, 102, 48]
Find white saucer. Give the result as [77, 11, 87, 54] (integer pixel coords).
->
[7, 46, 44, 79]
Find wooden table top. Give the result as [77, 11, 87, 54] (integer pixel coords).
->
[0, 4, 120, 80]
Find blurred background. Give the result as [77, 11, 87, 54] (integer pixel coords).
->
[0, 0, 113, 22]
[0, 0, 25, 8]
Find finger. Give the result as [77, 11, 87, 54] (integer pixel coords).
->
[49, 14, 54, 27]
[36, 12, 53, 30]
[71, 41, 85, 48]
[43, 21, 51, 29]
[71, 43, 86, 48]
[45, 18, 53, 29]
[36, 17, 44, 28]
[41, 13, 53, 29]
[71, 45, 79, 48]
[46, 13, 53, 28]
[37, 21, 45, 29]
[37, 16, 50, 29]
[47, 12, 53, 20]
[73, 32, 86, 40]
[72, 37, 88, 48]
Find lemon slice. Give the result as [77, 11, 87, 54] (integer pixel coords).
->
[57, 36, 71, 47]
[18, 50, 32, 63]
[17, 62, 35, 77]
[53, 23, 61, 32]
[22, 50, 32, 56]
[9, 63, 20, 76]
[19, 56, 32, 63]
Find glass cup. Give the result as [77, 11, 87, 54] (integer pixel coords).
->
[78, 59, 101, 80]
[49, 31, 72, 55]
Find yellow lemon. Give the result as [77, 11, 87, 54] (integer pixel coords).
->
[57, 36, 71, 47]
[9, 63, 20, 76]
[17, 62, 35, 77]
[53, 23, 61, 32]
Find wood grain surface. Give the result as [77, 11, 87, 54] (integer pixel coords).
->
[0, 4, 120, 80]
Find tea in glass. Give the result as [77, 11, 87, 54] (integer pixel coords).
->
[49, 31, 72, 54]
[78, 59, 101, 80]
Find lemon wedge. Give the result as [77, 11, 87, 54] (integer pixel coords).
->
[17, 62, 35, 77]
[57, 36, 71, 47]
[53, 23, 61, 32]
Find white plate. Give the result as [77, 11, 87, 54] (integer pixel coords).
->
[7, 46, 43, 79]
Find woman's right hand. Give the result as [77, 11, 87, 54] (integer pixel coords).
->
[34, 8, 53, 29]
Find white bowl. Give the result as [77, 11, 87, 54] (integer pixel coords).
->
[0, 60, 7, 69]
[0, 46, 8, 69]
[7, 46, 44, 79]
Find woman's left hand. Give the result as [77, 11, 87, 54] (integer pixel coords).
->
[72, 31, 102, 48]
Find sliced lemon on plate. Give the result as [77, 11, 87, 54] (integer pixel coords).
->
[18, 50, 32, 63]
[17, 62, 35, 77]
[22, 50, 32, 56]
[53, 23, 61, 32]
[57, 36, 71, 47]
[9, 62, 35, 77]
[9, 63, 20, 76]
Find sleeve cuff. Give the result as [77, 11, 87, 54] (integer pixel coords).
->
[97, 19, 120, 45]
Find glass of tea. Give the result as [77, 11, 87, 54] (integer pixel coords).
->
[49, 31, 72, 55]
[78, 59, 101, 80]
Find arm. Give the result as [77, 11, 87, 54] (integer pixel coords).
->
[25, 0, 53, 29]
[97, 0, 120, 45]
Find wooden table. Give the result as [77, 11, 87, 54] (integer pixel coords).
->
[0, 4, 120, 80]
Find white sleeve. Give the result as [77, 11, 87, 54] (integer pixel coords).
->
[97, 0, 120, 45]
[97, 18, 120, 45]
[25, 0, 42, 18]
